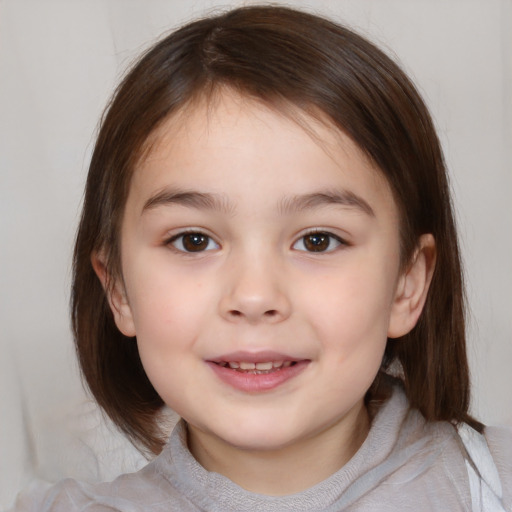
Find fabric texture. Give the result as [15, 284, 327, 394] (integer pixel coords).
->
[8, 385, 512, 512]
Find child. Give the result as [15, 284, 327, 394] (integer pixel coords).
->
[10, 4, 511, 511]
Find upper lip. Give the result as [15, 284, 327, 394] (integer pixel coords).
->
[208, 350, 304, 364]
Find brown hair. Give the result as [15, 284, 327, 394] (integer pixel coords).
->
[72, 5, 480, 456]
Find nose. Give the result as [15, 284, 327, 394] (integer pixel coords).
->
[218, 252, 292, 324]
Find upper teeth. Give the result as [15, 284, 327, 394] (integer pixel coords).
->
[221, 361, 292, 370]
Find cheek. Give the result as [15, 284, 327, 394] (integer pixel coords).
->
[124, 253, 215, 349]
[298, 255, 397, 351]
[124, 263, 217, 409]
[304, 270, 392, 398]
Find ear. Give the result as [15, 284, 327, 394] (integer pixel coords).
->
[91, 251, 136, 337]
[388, 234, 436, 338]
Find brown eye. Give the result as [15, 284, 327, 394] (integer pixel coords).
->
[182, 233, 208, 251]
[170, 232, 219, 252]
[304, 233, 330, 252]
[293, 232, 343, 253]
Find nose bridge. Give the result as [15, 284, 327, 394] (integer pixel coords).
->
[219, 243, 291, 324]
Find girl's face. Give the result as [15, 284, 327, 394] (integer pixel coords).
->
[109, 91, 417, 466]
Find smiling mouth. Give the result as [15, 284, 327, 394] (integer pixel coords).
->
[214, 360, 296, 374]
[208, 357, 309, 391]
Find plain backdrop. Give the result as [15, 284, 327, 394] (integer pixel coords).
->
[1, 0, 511, 508]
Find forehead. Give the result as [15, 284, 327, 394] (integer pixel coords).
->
[127, 91, 397, 220]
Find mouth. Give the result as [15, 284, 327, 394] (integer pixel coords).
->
[213, 360, 296, 374]
[206, 353, 309, 392]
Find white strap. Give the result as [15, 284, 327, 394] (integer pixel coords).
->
[459, 423, 507, 512]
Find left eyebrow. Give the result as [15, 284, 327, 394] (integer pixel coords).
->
[278, 190, 375, 217]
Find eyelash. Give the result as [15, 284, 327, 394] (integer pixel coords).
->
[165, 229, 348, 254]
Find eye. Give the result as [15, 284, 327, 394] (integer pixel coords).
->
[293, 231, 345, 253]
[168, 232, 220, 253]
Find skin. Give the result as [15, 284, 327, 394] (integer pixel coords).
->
[94, 91, 435, 495]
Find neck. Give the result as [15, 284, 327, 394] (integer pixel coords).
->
[187, 403, 370, 496]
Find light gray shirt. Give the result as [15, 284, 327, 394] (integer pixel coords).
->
[9, 386, 512, 511]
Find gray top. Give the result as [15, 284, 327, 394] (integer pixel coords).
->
[9, 385, 512, 511]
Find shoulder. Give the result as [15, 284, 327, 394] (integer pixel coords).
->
[8, 478, 137, 512]
[484, 425, 512, 510]
[7, 450, 192, 512]
[7, 479, 90, 512]
[8, 474, 184, 512]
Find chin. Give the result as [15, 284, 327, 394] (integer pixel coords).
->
[215, 421, 309, 453]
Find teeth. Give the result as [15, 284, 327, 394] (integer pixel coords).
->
[239, 362, 256, 370]
[219, 360, 293, 371]
[255, 362, 273, 370]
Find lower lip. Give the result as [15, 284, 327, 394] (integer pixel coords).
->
[207, 361, 309, 392]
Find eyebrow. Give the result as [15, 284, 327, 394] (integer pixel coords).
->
[142, 187, 374, 217]
[142, 188, 235, 215]
[278, 190, 375, 217]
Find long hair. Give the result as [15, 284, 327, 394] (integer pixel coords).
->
[72, 5, 479, 456]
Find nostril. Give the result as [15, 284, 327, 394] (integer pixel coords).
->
[223, 306, 287, 323]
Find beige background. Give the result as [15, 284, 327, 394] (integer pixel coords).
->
[1, 0, 511, 508]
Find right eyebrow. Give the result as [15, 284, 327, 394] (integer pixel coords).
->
[142, 188, 235, 215]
